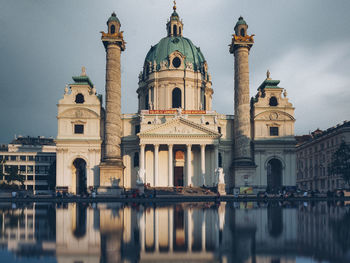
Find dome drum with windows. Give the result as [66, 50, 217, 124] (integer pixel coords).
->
[137, 3, 213, 111]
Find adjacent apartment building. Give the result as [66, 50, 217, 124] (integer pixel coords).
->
[0, 136, 56, 193]
[296, 121, 350, 191]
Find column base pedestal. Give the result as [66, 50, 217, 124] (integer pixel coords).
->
[98, 161, 124, 195]
[233, 163, 257, 193]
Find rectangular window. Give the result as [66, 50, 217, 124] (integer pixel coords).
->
[74, 124, 84, 134]
[27, 176, 33, 181]
[10, 155, 17, 161]
[269, 127, 279, 136]
[27, 166, 33, 173]
[20, 165, 26, 172]
[28, 156, 34, 161]
[20, 156, 26, 161]
[218, 127, 222, 134]
[27, 185, 33, 190]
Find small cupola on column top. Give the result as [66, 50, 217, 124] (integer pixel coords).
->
[101, 12, 125, 50]
[166, 1, 183, 37]
[230, 16, 254, 53]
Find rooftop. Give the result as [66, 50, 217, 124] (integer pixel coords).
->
[10, 136, 55, 146]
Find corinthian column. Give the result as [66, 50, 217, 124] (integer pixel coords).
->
[229, 16, 254, 166]
[99, 13, 126, 193]
[104, 43, 122, 160]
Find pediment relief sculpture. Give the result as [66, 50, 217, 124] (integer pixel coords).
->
[255, 110, 295, 121]
[59, 108, 99, 119]
[140, 118, 220, 137]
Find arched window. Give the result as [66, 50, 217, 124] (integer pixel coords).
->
[173, 25, 177, 36]
[133, 152, 139, 167]
[172, 57, 181, 68]
[269, 96, 278, 106]
[110, 25, 115, 34]
[75, 93, 84, 104]
[172, 88, 182, 108]
[240, 28, 245, 36]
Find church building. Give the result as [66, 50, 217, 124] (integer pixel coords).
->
[56, 3, 296, 194]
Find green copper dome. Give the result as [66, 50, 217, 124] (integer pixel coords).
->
[171, 11, 179, 20]
[107, 12, 120, 25]
[144, 36, 206, 72]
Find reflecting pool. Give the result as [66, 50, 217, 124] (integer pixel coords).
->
[0, 201, 349, 262]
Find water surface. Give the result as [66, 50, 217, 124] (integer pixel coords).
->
[0, 201, 349, 263]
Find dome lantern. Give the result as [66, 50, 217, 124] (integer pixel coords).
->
[166, 1, 183, 37]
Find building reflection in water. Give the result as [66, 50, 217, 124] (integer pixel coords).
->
[1, 202, 350, 262]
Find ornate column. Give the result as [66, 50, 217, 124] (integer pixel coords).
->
[200, 144, 206, 185]
[99, 13, 126, 192]
[168, 144, 173, 187]
[229, 16, 256, 188]
[140, 144, 145, 174]
[186, 144, 192, 186]
[229, 16, 254, 166]
[214, 145, 219, 183]
[154, 144, 159, 186]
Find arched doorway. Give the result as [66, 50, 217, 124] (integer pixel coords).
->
[73, 158, 87, 195]
[267, 158, 282, 192]
[174, 150, 184, 186]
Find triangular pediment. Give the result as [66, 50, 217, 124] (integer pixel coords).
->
[139, 117, 221, 138]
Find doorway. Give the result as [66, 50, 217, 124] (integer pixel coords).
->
[267, 158, 282, 192]
[174, 167, 184, 186]
[73, 158, 87, 195]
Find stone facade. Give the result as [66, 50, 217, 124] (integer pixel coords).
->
[56, 69, 103, 194]
[296, 121, 350, 191]
[56, 5, 297, 194]
[251, 75, 297, 190]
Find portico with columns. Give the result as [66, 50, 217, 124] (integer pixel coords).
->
[138, 117, 221, 187]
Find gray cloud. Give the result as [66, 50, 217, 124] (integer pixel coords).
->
[0, 0, 350, 143]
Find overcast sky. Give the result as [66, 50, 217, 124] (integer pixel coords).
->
[0, 0, 350, 143]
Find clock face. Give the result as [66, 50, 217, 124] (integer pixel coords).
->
[269, 112, 278, 120]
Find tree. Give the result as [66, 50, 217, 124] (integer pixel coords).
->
[6, 166, 25, 187]
[329, 141, 350, 188]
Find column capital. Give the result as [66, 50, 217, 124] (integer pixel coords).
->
[168, 144, 174, 148]
[154, 144, 160, 148]
[186, 144, 192, 148]
[140, 143, 146, 147]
